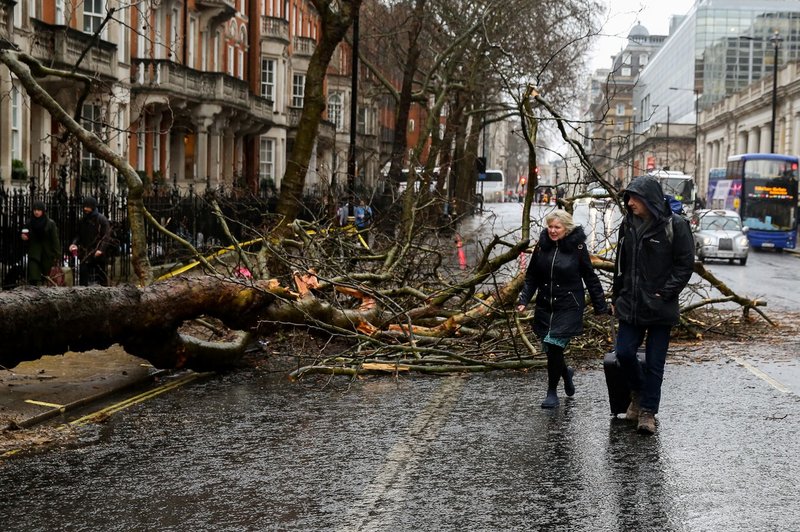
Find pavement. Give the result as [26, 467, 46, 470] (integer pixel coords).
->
[0, 346, 161, 430]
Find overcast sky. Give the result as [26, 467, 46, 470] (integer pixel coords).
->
[588, 0, 697, 72]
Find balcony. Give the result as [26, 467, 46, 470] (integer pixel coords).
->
[130, 59, 274, 123]
[196, 0, 235, 9]
[30, 20, 117, 80]
[261, 16, 289, 42]
[293, 36, 316, 57]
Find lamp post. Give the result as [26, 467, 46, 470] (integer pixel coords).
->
[740, 31, 782, 154]
[769, 31, 782, 153]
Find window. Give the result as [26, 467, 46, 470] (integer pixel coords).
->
[328, 93, 343, 131]
[117, 109, 125, 156]
[622, 67, 631, 76]
[11, 84, 21, 161]
[171, 8, 180, 60]
[82, 103, 105, 173]
[83, 0, 105, 35]
[137, 120, 145, 170]
[55, 0, 65, 24]
[616, 103, 625, 116]
[358, 107, 374, 135]
[238, 50, 244, 78]
[228, 45, 234, 75]
[408, 119, 415, 132]
[119, 7, 129, 61]
[188, 18, 196, 68]
[214, 31, 220, 71]
[292, 74, 305, 107]
[259, 137, 275, 179]
[153, 122, 160, 172]
[261, 58, 276, 104]
[201, 31, 208, 70]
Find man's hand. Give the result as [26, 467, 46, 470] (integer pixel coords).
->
[516, 304, 527, 313]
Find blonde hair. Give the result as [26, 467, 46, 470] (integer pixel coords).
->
[544, 210, 576, 235]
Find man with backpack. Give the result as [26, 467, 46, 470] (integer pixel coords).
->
[611, 176, 695, 434]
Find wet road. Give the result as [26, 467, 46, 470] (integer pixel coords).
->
[1, 352, 799, 531]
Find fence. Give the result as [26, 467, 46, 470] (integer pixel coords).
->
[0, 185, 310, 289]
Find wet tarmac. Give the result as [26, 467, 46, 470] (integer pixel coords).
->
[1, 351, 799, 531]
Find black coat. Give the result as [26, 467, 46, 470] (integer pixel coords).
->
[73, 208, 112, 262]
[518, 226, 608, 339]
[611, 176, 695, 326]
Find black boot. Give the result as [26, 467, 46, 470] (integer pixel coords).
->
[562, 366, 575, 397]
[541, 343, 565, 408]
[541, 389, 559, 408]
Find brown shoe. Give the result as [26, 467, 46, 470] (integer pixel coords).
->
[637, 410, 656, 434]
[625, 393, 640, 421]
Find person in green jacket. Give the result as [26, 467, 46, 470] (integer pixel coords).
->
[21, 200, 61, 285]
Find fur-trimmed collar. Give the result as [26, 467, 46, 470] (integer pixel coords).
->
[537, 225, 588, 253]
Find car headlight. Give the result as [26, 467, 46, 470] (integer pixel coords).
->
[737, 236, 749, 247]
[701, 236, 713, 245]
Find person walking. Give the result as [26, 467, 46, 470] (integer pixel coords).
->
[69, 196, 113, 286]
[354, 199, 373, 231]
[516, 210, 609, 408]
[21, 200, 61, 285]
[611, 175, 695, 434]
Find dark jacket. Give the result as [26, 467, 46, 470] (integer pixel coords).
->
[612, 176, 695, 326]
[73, 207, 112, 262]
[518, 226, 608, 339]
[26, 214, 61, 283]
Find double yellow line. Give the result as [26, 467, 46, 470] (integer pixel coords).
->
[68, 372, 209, 427]
[1, 372, 209, 458]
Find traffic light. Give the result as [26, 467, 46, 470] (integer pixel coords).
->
[520, 176, 527, 186]
[476, 156, 487, 174]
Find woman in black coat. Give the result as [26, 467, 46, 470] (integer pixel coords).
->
[21, 200, 61, 285]
[517, 210, 608, 408]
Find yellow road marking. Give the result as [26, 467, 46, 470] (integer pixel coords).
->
[68, 372, 207, 426]
[2, 372, 209, 460]
[24, 400, 65, 408]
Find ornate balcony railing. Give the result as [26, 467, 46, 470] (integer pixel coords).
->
[131, 59, 273, 122]
[30, 19, 117, 79]
[261, 16, 289, 42]
[293, 36, 316, 57]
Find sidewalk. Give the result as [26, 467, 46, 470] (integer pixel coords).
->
[0, 346, 160, 430]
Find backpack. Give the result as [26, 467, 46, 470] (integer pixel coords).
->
[663, 195, 689, 245]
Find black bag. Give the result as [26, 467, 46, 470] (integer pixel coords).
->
[603, 348, 646, 415]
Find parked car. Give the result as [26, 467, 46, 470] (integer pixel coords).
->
[690, 209, 749, 265]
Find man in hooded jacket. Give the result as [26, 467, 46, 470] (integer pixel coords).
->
[69, 196, 112, 286]
[611, 176, 694, 434]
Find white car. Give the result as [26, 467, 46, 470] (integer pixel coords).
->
[690, 209, 749, 265]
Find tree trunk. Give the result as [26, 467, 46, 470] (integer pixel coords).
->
[276, 1, 363, 225]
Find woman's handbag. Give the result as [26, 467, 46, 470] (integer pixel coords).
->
[46, 265, 66, 287]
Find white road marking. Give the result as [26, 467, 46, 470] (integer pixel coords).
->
[731, 356, 792, 394]
[337, 377, 466, 532]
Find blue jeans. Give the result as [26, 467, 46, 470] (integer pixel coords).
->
[615, 321, 672, 413]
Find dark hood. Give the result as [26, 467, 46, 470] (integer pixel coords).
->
[623, 176, 670, 220]
[538, 225, 588, 252]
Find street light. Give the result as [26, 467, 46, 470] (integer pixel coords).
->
[739, 31, 782, 153]
[769, 30, 782, 153]
[669, 86, 699, 176]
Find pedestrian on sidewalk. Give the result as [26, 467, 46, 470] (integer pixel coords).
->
[611, 176, 694, 434]
[21, 200, 61, 285]
[69, 196, 113, 286]
[516, 210, 609, 409]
